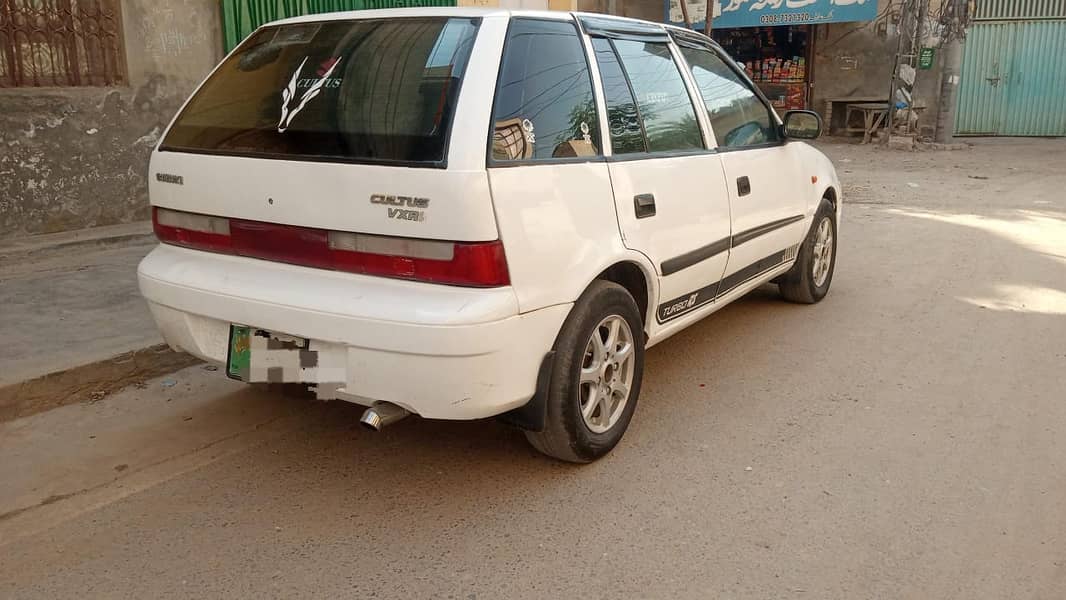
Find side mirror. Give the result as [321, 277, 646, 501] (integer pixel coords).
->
[782, 110, 823, 140]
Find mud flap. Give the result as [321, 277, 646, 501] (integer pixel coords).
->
[497, 351, 554, 433]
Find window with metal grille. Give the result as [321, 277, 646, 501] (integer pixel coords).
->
[0, 0, 126, 88]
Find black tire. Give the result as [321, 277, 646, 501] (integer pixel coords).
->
[525, 281, 645, 463]
[779, 198, 837, 304]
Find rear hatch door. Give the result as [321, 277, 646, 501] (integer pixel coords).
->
[152, 15, 497, 242]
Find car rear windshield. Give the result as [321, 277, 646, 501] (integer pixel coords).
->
[161, 17, 480, 165]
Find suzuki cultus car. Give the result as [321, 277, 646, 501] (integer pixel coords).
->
[139, 8, 840, 462]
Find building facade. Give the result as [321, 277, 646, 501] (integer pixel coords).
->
[1, 0, 222, 238]
[955, 0, 1066, 136]
[0, 0, 979, 239]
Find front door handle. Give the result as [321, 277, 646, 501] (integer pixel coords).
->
[737, 176, 751, 196]
[634, 193, 656, 219]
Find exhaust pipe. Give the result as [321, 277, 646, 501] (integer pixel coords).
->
[360, 402, 410, 431]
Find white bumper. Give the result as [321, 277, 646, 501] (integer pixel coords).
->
[137, 244, 569, 419]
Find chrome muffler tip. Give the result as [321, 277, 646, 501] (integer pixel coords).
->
[359, 402, 409, 431]
[360, 409, 383, 431]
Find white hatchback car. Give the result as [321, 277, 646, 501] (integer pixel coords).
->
[139, 8, 840, 462]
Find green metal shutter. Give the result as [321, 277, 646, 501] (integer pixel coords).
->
[956, 2, 1066, 136]
[974, 0, 1066, 20]
[221, 0, 457, 53]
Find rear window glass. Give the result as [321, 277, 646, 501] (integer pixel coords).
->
[161, 18, 480, 165]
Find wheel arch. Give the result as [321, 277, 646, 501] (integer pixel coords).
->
[822, 185, 838, 209]
[500, 258, 655, 435]
[593, 260, 654, 332]
[821, 184, 842, 232]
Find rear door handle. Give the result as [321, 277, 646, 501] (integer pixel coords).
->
[634, 193, 656, 219]
[737, 176, 751, 197]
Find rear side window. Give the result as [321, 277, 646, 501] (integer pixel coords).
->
[490, 19, 600, 162]
[591, 37, 645, 155]
[680, 46, 780, 148]
[161, 18, 479, 165]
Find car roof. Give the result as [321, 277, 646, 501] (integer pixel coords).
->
[272, 7, 545, 25]
[269, 7, 666, 29]
[266, 8, 724, 53]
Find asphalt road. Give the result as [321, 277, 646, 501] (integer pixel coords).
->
[2, 139, 1065, 599]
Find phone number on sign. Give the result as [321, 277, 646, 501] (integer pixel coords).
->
[760, 13, 811, 24]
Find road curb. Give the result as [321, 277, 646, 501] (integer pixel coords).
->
[0, 345, 201, 424]
[0, 232, 157, 264]
[0, 222, 155, 263]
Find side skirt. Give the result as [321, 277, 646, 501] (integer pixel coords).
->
[656, 244, 800, 324]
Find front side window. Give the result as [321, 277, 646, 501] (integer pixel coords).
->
[610, 39, 703, 153]
[162, 18, 479, 164]
[490, 19, 600, 162]
[680, 46, 780, 149]
[590, 37, 703, 155]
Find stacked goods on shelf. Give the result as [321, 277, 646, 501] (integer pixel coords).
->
[751, 57, 806, 84]
[713, 25, 809, 110]
[784, 84, 806, 109]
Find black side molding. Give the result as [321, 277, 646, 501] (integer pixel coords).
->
[659, 215, 805, 276]
[716, 249, 790, 298]
[731, 214, 804, 247]
[657, 247, 794, 323]
[661, 237, 730, 276]
[497, 351, 554, 433]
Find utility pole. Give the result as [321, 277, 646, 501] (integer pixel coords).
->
[906, 0, 930, 136]
[678, 0, 693, 29]
[704, 0, 715, 34]
[935, 0, 969, 143]
[884, 0, 913, 140]
[886, 0, 934, 143]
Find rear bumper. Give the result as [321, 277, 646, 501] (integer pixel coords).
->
[137, 244, 570, 419]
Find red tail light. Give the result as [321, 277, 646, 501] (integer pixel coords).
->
[152, 207, 510, 288]
[153, 207, 232, 254]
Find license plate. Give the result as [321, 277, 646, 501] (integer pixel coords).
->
[227, 326, 312, 383]
[227, 325, 252, 381]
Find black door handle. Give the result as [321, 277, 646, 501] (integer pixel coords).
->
[634, 193, 656, 219]
[737, 176, 751, 196]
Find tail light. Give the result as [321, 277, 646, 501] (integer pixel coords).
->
[152, 207, 509, 287]
[153, 207, 232, 254]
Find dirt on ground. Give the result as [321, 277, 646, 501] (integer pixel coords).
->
[1, 138, 1065, 599]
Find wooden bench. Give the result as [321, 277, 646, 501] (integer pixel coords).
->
[845, 102, 891, 144]
[823, 96, 885, 136]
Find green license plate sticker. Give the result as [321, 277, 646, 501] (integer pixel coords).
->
[227, 325, 251, 381]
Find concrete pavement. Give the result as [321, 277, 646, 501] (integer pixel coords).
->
[0, 223, 198, 421]
[1, 139, 1065, 598]
[0, 222, 158, 387]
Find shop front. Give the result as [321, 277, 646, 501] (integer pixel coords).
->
[665, 0, 878, 111]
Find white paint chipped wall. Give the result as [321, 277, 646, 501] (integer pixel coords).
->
[0, 0, 222, 238]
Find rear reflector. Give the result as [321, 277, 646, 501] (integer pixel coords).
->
[231, 219, 332, 271]
[152, 207, 509, 287]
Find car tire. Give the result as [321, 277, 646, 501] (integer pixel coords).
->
[524, 281, 645, 463]
[779, 197, 837, 304]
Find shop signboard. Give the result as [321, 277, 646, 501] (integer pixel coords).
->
[666, 0, 879, 29]
[918, 47, 936, 69]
